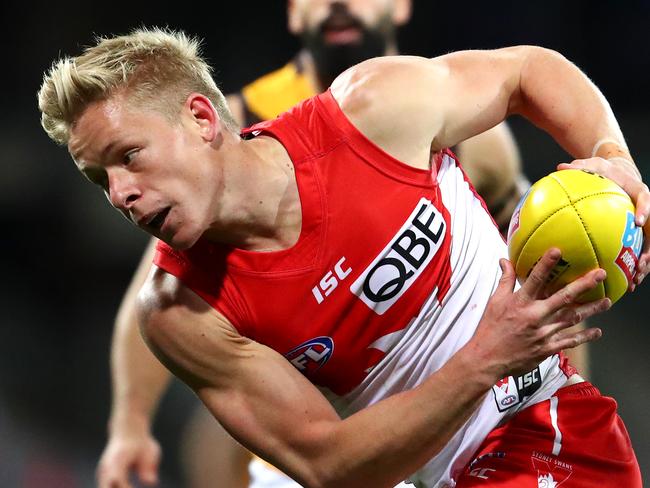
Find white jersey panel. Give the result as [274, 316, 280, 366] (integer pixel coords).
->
[323, 154, 570, 488]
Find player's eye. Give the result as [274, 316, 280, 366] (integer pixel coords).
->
[123, 149, 139, 165]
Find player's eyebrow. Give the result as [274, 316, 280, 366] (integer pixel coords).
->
[99, 141, 116, 162]
[70, 140, 117, 165]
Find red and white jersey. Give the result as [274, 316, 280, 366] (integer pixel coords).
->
[154, 90, 574, 487]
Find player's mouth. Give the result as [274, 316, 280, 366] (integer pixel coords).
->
[144, 206, 171, 232]
[321, 15, 363, 44]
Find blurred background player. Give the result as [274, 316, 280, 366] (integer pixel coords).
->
[97, 1, 587, 486]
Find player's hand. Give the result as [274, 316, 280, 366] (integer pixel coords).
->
[558, 157, 650, 288]
[97, 427, 161, 488]
[473, 248, 610, 379]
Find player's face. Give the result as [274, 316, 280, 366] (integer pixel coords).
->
[289, 0, 409, 80]
[290, 0, 401, 41]
[68, 97, 218, 250]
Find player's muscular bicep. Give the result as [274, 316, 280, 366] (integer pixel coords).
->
[332, 49, 530, 165]
[136, 267, 250, 389]
[136, 268, 341, 483]
[429, 47, 530, 149]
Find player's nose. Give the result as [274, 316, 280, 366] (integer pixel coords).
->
[107, 169, 141, 211]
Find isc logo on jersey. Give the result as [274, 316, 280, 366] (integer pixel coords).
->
[492, 366, 542, 412]
[285, 336, 334, 376]
[350, 198, 446, 315]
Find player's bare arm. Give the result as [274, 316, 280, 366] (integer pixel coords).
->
[456, 122, 523, 230]
[96, 238, 164, 488]
[331, 47, 649, 283]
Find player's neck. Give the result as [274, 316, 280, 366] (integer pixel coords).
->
[203, 134, 302, 252]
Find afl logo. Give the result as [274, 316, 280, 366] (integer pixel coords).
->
[285, 336, 334, 375]
[500, 395, 517, 407]
[350, 198, 446, 315]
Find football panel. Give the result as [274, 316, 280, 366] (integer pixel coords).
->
[549, 169, 628, 202]
[515, 205, 604, 303]
[508, 176, 572, 265]
[574, 193, 639, 304]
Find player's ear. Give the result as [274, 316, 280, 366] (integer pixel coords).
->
[287, 0, 304, 35]
[392, 0, 412, 26]
[186, 93, 221, 142]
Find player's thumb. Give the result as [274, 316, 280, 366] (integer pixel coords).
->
[137, 447, 161, 486]
[496, 258, 516, 293]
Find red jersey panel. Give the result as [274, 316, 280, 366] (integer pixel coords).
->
[155, 90, 452, 395]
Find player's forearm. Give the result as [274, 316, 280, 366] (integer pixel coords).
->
[110, 302, 171, 431]
[197, 341, 495, 488]
[514, 47, 630, 161]
[109, 239, 171, 434]
[303, 349, 494, 488]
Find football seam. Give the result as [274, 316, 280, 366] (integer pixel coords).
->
[552, 185, 624, 298]
[517, 188, 623, 241]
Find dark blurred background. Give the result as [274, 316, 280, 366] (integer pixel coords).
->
[1, 0, 648, 486]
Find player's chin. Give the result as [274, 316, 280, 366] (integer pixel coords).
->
[162, 225, 201, 251]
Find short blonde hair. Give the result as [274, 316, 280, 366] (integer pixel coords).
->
[38, 27, 238, 145]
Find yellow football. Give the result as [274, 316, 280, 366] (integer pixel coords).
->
[507, 169, 643, 304]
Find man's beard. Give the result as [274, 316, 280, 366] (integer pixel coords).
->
[303, 20, 393, 88]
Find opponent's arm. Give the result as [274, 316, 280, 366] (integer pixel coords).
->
[97, 239, 167, 488]
[456, 122, 524, 233]
[332, 47, 649, 284]
[138, 254, 606, 488]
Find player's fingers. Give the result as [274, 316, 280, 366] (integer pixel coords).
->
[557, 159, 604, 172]
[97, 450, 133, 488]
[493, 258, 516, 297]
[544, 298, 611, 336]
[558, 159, 650, 227]
[97, 466, 132, 488]
[137, 445, 161, 486]
[634, 186, 650, 227]
[518, 248, 562, 300]
[546, 325, 603, 352]
[542, 268, 607, 313]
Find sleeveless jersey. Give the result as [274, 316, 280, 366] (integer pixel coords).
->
[154, 90, 573, 487]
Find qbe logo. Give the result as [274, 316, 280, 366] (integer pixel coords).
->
[285, 336, 334, 375]
[350, 198, 446, 315]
